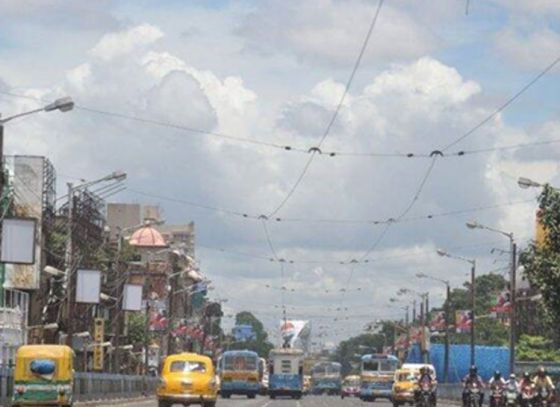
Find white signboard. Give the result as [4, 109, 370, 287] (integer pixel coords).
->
[123, 284, 143, 311]
[76, 269, 101, 304]
[1, 218, 36, 264]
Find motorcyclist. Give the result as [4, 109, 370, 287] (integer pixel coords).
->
[519, 372, 535, 406]
[488, 371, 507, 407]
[507, 374, 519, 390]
[533, 366, 555, 402]
[415, 366, 437, 406]
[462, 366, 485, 407]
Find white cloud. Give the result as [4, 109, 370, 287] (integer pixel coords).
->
[495, 27, 560, 71]
[90, 24, 164, 61]
[239, 0, 439, 66]
[493, 0, 560, 16]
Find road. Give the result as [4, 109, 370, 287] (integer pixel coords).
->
[93, 397, 454, 407]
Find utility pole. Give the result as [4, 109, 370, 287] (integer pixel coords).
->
[510, 242, 517, 373]
[444, 282, 451, 383]
[470, 260, 476, 366]
[64, 183, 75, 349]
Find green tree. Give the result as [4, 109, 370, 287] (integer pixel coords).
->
[441, 273, 509, 346]
[128, 312, 147, 345]
[516, 335, 560, 362]
[520, 185, 560, 344]
[228, 311, 274, 358]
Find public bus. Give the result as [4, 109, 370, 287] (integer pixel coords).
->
[218, 350, 260, 399]
[268, 348, 304, 399]
[311, 361, 342, 395]
[359, 354, 400, 402]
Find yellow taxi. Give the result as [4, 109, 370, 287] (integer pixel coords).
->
[392, 364, 436, 407]
[157, 352, 218, 407]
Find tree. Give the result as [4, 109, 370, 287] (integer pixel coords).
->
[128, 312, 147, 346]
[228, 311, 274, 357]
[516, 335, 560, 362]
[520, 185, 560, 344]
[441, 273, 509, 346]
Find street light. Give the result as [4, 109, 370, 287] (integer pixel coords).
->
[518, 177, 543, 189]
[465, 220, 516, 373]
[437, 249, 476, 366]
[0, 96, 74, 125]
[417, 272, 451, 383]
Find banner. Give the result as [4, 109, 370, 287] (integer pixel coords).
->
[491, 290, 512, 315]
[394, 334, 409, 350]
[455, 310, 473, 333]
[280, 320, 310, 349]
[5, 156, 45, 289]
[430, 311, 446, 332]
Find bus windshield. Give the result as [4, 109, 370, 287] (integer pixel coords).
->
[362, 358, 398, 374]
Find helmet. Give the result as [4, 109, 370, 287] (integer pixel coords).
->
[537, 366, 546, 377]
[523, 372, 531, 380]
[470, 366, 478, 375]
[494, 371, 501, 380]
[510, 374, 516, 380]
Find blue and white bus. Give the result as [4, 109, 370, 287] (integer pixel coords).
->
[360, 354, 400, 402]
[311, 361, 342, 395]
[268, 348, 304, 399]
[218, 350, 260, 398]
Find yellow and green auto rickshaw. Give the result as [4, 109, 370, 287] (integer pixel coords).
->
[12, 345, 74, 407]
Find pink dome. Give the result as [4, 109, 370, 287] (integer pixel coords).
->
[129, 226, 168, 248]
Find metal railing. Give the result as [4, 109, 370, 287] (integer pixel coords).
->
[0, 368, 158, 406]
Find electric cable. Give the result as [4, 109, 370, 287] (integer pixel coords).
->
[265, 0, 385, 217]
[442, 54, 560, 151]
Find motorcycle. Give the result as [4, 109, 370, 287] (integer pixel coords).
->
[466, 383, 481, 407]
[416, 382, 434, 407]
[534, 387, 551, 407]
[490, 384, 505, 407]
[505, 383, 518, 407]
[520, 384, 535, 407]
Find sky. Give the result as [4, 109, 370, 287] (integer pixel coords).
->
[0, 0, 559, 347]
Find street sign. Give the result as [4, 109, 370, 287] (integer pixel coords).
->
[93, 318, 104, 371]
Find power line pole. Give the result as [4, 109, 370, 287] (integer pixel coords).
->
[444, 282, 450, 383]
[510, 242, 517, 373]
[64, 183, 75, 349]
[470, 260, 476, 366]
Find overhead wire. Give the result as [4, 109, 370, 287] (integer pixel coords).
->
[441, 54, 560, 151]
[265, 0, 385, 218]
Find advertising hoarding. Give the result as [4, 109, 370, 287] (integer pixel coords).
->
[4, 156, 44, 289]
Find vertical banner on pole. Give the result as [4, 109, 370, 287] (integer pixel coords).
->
[93, 318, 104, 371]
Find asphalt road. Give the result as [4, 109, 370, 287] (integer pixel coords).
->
[93, 396, 414, 407]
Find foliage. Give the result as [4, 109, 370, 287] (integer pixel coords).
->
[516, 335, 560, 362]
[227, 311, 274, 358]
[442, 273, 509, 346]
[127, 312, 147, 345]
[520, 185, 560, 335]
[332, 333, 386, 376]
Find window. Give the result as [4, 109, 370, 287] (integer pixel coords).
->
[363, 361, 379, 371]
[29, 359, 56, 377]
[169, 361, 206, 373]
[224, 355, 257, 371]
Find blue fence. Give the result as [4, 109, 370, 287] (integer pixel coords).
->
[407, 344, 511, 383]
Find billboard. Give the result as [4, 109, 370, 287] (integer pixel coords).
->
[4, 157, 44, 289]
[430, 311, 446, 332]
[455, 310, 473, 333]
[280, 320, 311, 350]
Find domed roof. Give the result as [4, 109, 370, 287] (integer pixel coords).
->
[129, 225, 168, 248]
